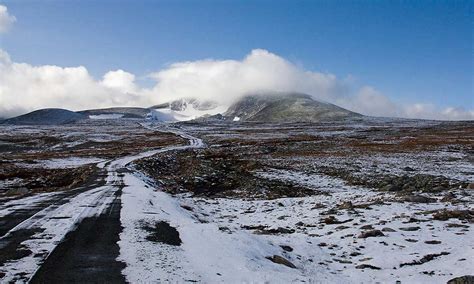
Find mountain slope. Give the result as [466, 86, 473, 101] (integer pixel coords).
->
[78, 107, 151, 119]
[2, 108, 87, 125]
[224, 93, 361, 122]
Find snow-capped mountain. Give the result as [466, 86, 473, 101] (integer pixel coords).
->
[149, 98, 226, 122]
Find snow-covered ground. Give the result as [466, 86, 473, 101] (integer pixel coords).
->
[0, 120, 472, 283]
[16, 157, 105, 169]
[121, 167, 472, 283]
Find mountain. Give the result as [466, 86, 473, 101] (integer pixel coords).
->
[2, 93, 361, 125]
[150, 98, 226, 122]
[2, 108, 87, 125]
[152, 98, 218, 112]
[223, 93, 362, 122]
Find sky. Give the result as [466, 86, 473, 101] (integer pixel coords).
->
[0, 0, 472, 119]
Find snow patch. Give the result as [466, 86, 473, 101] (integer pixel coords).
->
[89, 114, 124, 119]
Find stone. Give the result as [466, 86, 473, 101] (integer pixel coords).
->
[447, 275, 474, 284]
[355, 264, 381, 270]
[358, 230, 385, 238]
[399, 226, 421, 231]
[402, 195, 436, 203]
[266, 255, 296, 269]
[280, 245, 293, 252]
[382, 227, 396, 232]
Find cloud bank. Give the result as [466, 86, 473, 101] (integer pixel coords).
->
[0, 5, 16, 33]
[0, 48, 472, 120]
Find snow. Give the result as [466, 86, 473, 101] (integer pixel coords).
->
[89, 114, 124, 119]
[118, 171, 311, 283]
[150, 104, 228, 122]
[16, 157, 104, 169]
[176, 169, 473, 283]
[233, 116, 240, 121]
[117, 127, 312, 282]
[0, 191, 60, 214]
[1, 121, 471, 283]
[117, 123, 473, 283]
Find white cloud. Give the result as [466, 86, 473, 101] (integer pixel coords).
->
[403, 104, 474, 121]
[147, 49, 342, 105]
[102, 69, 136, 93]
[0, 5, 16, 34]
[336, 86, 401, 118]
[0, 48, 472, 120]
[0, 51, 153, 118]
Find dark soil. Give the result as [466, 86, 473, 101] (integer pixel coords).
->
[144, 221, 182, 246]
[135, 148, 316, 199]
[0, 228, 42, 268]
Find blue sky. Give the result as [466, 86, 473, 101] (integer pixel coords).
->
[0, 0, 472, 117]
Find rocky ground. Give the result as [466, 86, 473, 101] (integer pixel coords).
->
[0, 119, 185, 197]
[0, 118, 472, 283]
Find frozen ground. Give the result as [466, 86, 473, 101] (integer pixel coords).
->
[0, 118, 472, 283]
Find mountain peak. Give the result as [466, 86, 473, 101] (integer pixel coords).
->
[224, 92, 361, 122]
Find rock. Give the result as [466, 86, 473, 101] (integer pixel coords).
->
[360, 225, 374, 230]
[280, 245, 293, 252]
[447, 275, 474, 284]
[334, 258, 352, 264]
[358, 230, 385, 238]
[402, 195, 436, 203]
[400, 252, 450, 267]
[355, 264, 381, 270]
[266, 255, 296, 269]
[382, 184, 402, 192]
[6, 187, 30, 196]
[180, 204, 193, 211]
[311, 203, 326, 209]
[404, 217, 424, 223]
[441, 192, 457, 202]
[218, 226, 231, 233]
[425, 240, 442, 245]
[338, 201, 353, 209]
[403, 166, 415, 172]
[467, 183, 474, 190]
[446, 223, 469, 228]
[432, 210, 474, 222]
[382, 227, 396, 232]
[322, 216, 353, 225]
[399, 226, 421, 231]
[256, 227, 295, 235]
[427, 186, 447, 193]
[335, 225, 350, 230]
[275, 227, 295, 234]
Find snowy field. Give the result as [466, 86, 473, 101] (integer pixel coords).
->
[0, 118, 472, 283]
